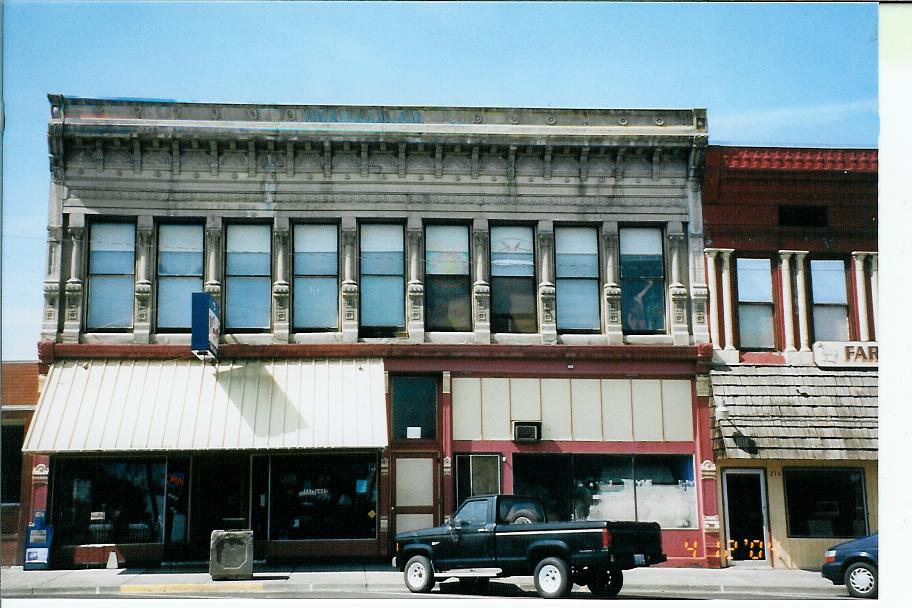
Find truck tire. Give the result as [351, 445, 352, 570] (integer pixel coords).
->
[534, 556, 571, 599]
[845, 562, 877, 598]
[588, 567, 623, 598]
[403, 555, 436, 593]
[507, 508, 540, 524]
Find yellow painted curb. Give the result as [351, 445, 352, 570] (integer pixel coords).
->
[120, 582, 264, 594]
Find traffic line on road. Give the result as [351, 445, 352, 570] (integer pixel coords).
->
[119, 582, 264, 594]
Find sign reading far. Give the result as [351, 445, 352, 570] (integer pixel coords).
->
[191, 292, 220, 361]
[813, 341, 878, 368]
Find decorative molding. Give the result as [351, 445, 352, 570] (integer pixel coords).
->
[32, 463, 50, 484]
[700, 459, 717, 480]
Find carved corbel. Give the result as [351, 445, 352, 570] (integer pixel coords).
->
[171, 138, 181, 174]
[435, 145, 443, 178]
[543, 146, 553, 180]
[47, 123, 65, 182]
[286, 141, 295, 177]
[323, 141, 333, 178]
[652, 147, 663, 180]
[360, 143, 369, 177]
[94, 139, 104, 172]
[615, 148, 626, 179]
[398, 143, 407, 178]
[209, 140, 219, 175]
[471, 146, 480, 179]
[507, 146, 517, 181]
[247, 140, 256, 176]
[579, 146, 589, 181]
[132, 136, 142, 174]
[32, 463, 50, 487]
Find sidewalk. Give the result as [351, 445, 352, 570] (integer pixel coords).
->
[1, 563, 845, 598]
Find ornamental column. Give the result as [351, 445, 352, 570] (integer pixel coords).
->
[340, 217, 359, 343]
[472, 219, 491, 345]
[602, 222, 623, 345]
[794, 251, 811, 351]
[538, 221, 557, 345]
[668, 229, 689, 346]
[852, 252, 870, 341]
[704, 249, 720, 350]
[870, 253, 878, 339]
[779, 251, 796, 352]
[62, 214, 86, 343]
[273, 218, 291, 342]
[204, 217, 223, 328]
[407, 220, 425, 344]
[718, 249, 736, 351]
[133, 216, 154, 344]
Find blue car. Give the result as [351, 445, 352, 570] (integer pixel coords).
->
[821, 533, 878, 598]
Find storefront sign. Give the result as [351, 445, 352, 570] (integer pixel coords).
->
[191, 292, 220, 360]
[813, 341, 879, 368]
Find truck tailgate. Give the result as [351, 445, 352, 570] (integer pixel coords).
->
[607, 521, 663, 555]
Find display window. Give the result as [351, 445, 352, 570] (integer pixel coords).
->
[513, 453, 696, 529]
[783, 468, 868, 538]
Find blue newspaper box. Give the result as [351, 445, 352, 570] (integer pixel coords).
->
[23, 510, 53, 570]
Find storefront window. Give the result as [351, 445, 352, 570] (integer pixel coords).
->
[163, 457, 190, 544]
[52, 458, 166, 545]
[784, 468, 868, 538]
[1, 425, 24, 504]
[513, 454, 696, 529]
[455, 454, 501, 507]
[269, 454, 378, 540]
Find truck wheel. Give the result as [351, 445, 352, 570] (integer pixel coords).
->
[534, 557, 571, 599]
[588, 568, 623, 598]
[403, 555, 436, 593]
[845, 563, 877, 598]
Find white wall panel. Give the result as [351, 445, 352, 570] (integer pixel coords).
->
[541, 379, 572, 440]
[632, 380, 664, 441]
[481, 378, 511, 440]
[601, 379, 634, 441]
[661, 379, 694, 441]
[509, 378, 542, 421]
[396, 514, 435, 534]
[571, 379, 603, 440]
[452, 377, 482, 440]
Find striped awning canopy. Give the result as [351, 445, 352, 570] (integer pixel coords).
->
[23, 358, 387, 453]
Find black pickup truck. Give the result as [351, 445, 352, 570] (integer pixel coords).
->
[394, 494, 666, 598]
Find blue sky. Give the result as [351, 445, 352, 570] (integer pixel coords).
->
[1, 1, 878, 360]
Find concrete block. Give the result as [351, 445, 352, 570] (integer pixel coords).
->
[209, 529, 254, 581]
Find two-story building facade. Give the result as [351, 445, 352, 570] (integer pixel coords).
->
[702, 146, 878, 569]
[23, 96, 722, 567]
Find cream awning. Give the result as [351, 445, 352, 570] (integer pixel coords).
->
[23, 358, 388, 453]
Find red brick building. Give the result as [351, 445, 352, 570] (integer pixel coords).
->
[701, 146, 877, 569]
[1, 361, 42, 566]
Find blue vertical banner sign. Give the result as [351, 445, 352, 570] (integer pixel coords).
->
[191, 292, 220, 360]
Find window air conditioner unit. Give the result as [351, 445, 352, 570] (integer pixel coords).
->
[513, 421, 542, 442]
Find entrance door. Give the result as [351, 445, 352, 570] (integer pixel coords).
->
[723, 469, 769, 562]
[189, 454, 251, 559]
[392, 455, 438, 537]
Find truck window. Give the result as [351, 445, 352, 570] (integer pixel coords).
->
[498, 497, 545, 524]
[454, 500, 488, 526]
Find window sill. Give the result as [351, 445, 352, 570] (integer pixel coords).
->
[559, 334, 609, 345]
[491, 333, 544, 345]
[221, 333, 277, 345]
[293, 332, 343, 344]
[81, 333, 134, 345]
[624, 335, 674, 345]
[152, 333, 191, 345]
[425, 332, 475, 344]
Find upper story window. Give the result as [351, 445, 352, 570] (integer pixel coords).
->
[156, 224, 204, 331]
[293, 224, 339, 331]
[391, 375, 437, 440]
[425, 224, 471, 332]
[619, 227, 665, 333]
[810, 259, 849, 341]
[225, 224, 272, 331]
[360, 224, 405, 337]
[736, 258, 775, 349]
[490, 225, 537, 333]
[555, 226, 600, 332]
[87, 222, 135, 331]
